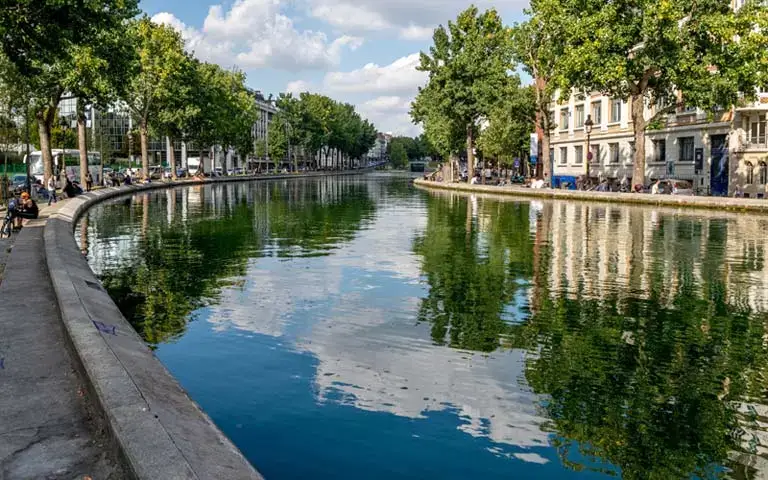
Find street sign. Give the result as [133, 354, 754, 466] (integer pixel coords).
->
[530, 155, 537, 165]
[587, 151, 593, 161]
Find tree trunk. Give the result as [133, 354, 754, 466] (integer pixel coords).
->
[36, 111, 54, 188]
[77, 99, 88, 189]
[466, 125, 475, 181]
[631, 93, 646, 187]
[139, 117, 149, 180]
[169, 136, 177, 180]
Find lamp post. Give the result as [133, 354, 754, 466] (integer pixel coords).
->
[584, 114, 594, 179]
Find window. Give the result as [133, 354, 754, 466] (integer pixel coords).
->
[628, 141, 636, 162]
[610, 99, 622, 123]
[549, 148, 554, 165]
[609, 143, 620, 164]
[760, 162, 768, 184]
[574, 145, 583, 164]
[560, 109, 569, 130]
[590, 144, 600, 164]
[591, 101, 602, 126]
[575, 105, 585, 128]
[746, 161, 755, 184]
[652, 139, 666, 163]
[750, 115, 766, 145]
[560, 147, 568, 165]
[679, 137, 694, 162]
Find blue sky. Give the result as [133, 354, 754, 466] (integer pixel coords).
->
[142, 0, 529, 136]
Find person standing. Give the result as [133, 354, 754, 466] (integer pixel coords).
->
[85, 171, 93, 192]
[47, 175, 57, 205]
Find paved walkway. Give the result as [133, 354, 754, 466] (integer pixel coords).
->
[0, 202, 126, 479]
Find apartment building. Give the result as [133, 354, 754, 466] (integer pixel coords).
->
[547, 88, 768, 197]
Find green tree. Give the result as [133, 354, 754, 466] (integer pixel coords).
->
[0, 0, 138, 186]
[0, 0, 138, 77]
[154, 54, 200, 179]
[477, 81, 536, 165]
[544, 0, 768, 185]
[411, 6, 513, 180]
[63, 25, 137, 186]
[123, 17, 187, 179]
[511, 9, 564, 180]
[390, 140, 409, 169]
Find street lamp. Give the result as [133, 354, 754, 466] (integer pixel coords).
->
[584, 114, 594, 179]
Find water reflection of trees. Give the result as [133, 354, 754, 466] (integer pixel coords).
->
[413, 194, 534, 352]
[414, 193, 768, 478]
[85, 178, 377, 346]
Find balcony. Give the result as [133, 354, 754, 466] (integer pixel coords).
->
[745, 136, 768, 151]
[736, 93, 768, 112]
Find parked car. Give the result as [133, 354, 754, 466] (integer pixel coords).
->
[148, 165, 164, 180]
[233, 167, 244, 175]
[658, 179, 694, 195]
[10, 174, 29, 194]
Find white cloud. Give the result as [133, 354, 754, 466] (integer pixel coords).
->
[306, 0, 528, 38]
[399, 24, 434, 41]
[323, 53, 426, 94]
[284, 53, 427, 135]
[286, 80, 315, 94]
[310, 3, 391, 31]
[358, 96, 420, 136]
[151, 0, 362, 72]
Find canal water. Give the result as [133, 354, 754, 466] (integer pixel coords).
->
[77, 174, 768, 479]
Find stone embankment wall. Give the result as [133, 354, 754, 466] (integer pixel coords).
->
[44, 171, 366, 479]
[413, 179, 768, 214]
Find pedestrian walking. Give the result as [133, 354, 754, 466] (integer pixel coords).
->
[46, 175, 57, 205]
[85, 172, 93, 192]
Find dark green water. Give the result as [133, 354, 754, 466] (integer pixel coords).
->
[77, 174, 768, 479]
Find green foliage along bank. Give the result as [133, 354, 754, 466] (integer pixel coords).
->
[0, 2, 378, 185]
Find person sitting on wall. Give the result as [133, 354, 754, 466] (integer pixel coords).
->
[12, 191, 39, 229]
[63, 178, 81, 198]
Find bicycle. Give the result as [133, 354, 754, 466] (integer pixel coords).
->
[0, 199, 17, 239]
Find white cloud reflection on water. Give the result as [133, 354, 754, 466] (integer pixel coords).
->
[204, 199, 551, 458]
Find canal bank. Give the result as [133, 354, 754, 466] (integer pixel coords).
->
[3, 170, 366, 479]
[413, 178, 768, 213]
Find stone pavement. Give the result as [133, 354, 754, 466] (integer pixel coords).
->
[0, 202, 126, 479]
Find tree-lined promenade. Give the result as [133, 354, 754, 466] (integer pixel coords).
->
[0, 1, 377, 190]
[414, 2, 768, 187]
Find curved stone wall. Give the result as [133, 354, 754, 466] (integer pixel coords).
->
[44, 172, 364, 479]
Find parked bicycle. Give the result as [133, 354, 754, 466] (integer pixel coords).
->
[0, 198, 18, 239]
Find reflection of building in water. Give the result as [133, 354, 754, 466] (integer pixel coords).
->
[544, 203, 768, 312]
[535, 201, 768, 477]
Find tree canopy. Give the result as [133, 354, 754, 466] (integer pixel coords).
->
[411, 6, 514, 179]
[536, 0, 768, 184]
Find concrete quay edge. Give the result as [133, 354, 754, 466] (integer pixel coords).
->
[413, 178, 768, 214]
[43, 171, 367, 479]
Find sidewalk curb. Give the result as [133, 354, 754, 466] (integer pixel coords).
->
[413, 179, 768, 214]
[42, 171, 366, 479]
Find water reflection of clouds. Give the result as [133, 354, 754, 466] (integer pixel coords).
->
[204, 202, 551, 457]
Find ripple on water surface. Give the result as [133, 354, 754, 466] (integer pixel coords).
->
[77, 176, 768, 479]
